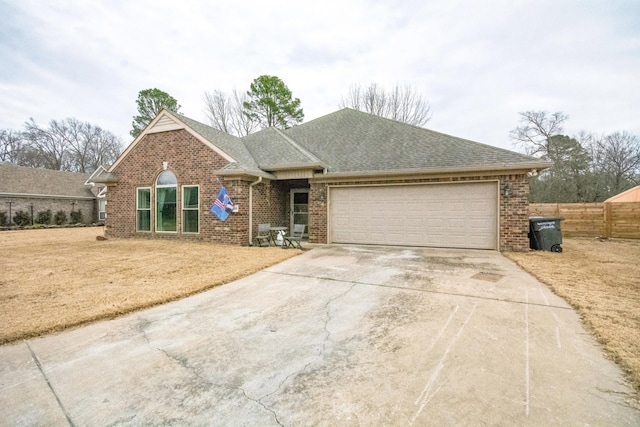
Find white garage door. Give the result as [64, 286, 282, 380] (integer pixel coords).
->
[329, 182, 498, 249]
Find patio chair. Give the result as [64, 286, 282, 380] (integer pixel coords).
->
[255, 223, 271, 247]
[282, 224, 305, 249]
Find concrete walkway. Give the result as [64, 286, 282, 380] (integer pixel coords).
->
[1, 245, 638, 426]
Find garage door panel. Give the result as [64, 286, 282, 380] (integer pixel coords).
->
[329, 183, 497, 249]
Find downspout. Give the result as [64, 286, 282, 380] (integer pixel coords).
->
[249, 176, 263, 245]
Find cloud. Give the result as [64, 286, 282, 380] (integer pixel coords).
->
[1, 0, 638, 151]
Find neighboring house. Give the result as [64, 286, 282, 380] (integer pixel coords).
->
[0, 163, 97, 225]
[605, 185, 640, 203]
[92, 108, 551, 251]
[84, 166, 109, 221]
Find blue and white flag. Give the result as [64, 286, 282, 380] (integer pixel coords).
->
[210, 187, 234, 221]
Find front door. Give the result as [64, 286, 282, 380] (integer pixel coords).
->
[290, 189, 309, 237]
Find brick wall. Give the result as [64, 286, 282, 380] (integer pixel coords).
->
[309, 173, 530, 252]
[499, 174, 530, 251]
[250, 181, 286, 242]
[249, 180, 310, 244]
[105, 129, 250, 245]
[104, 128, 531, 251]
[0, 196, 96, 225]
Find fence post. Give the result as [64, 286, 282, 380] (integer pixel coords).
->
[604, 202, 612, 238]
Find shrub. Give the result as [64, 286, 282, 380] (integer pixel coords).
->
[13, 210, 31, 226]
[70, 209, 83, 224]
[35, 209, 52, 225]
[0, 211, 7, 226]
[54, 210, 67, 225]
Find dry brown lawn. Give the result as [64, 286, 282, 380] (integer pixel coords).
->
[0, 227, 301, 345]
[505, 238, 640, 393]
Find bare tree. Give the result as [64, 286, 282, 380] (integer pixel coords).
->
[510, 110, 569, 157]
[362, 83, 387, 117]
[0, 129, 25, 163]
[339, 82, 432, 126]
[203, 90, 232, 134]
[593, 131, 640, 191]
[19, 118, 122, 172]
[23, 118, 69, 170]
[203, 89, 258, 136]
[67, 119, 123, 173]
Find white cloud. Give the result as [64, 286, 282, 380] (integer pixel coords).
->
[1, 0, 638, 150]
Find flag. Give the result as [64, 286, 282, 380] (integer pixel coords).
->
[210, 187, 234, 221]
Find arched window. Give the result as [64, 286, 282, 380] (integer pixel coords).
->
[156, 171, 177, 232]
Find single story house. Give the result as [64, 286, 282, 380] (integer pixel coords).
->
[92, 108, 551, 251]
[0, 162, 98, 225]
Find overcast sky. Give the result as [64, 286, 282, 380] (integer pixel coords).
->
[1, 0, 638, 151]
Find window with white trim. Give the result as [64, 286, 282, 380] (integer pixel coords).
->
[155, 171, 177, 232]
[136, 187, 151, 231]
[182, 185, 199, 233]
[98, 199, 106, 221]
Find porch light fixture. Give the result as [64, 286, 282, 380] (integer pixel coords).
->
[503, 183, 511, 198]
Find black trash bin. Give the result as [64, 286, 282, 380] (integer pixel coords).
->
[529, 217, 564, 252]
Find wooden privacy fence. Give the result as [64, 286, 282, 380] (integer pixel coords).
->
[529, 202, 640, 239]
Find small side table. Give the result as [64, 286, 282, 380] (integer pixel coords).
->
[269, 226, 288, 247]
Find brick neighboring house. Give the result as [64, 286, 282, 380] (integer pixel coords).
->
[92, 108, 551, 251]
[0, 163, 98, 225]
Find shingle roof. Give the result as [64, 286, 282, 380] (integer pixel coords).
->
[172, 112, 264, 174]
[282, 108, 549, 174]
[111, 108, 550, 180]
[242, 127, 325, 170]
[0, 163, 95, 198]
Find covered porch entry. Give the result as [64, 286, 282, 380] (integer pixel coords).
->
[249, 179, 309, 245]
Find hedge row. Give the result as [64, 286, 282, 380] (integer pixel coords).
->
[0, 209, 84, 226]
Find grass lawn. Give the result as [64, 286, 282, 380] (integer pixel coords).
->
[505, 238, 640, 394]
[0, 227, 301, 345]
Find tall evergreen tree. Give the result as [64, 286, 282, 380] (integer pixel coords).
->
[131, 88, 181, 138]
[243, 75, 303, 129]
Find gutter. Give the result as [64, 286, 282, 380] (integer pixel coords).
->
[248, 176, 263, 245]
[311, 161, 553, 180]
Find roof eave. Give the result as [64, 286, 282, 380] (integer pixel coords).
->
[259, 162, 327, 171]
[315, 161, 553, 179]
[214, 168, 277, 180]
[90, 172, 119, 184]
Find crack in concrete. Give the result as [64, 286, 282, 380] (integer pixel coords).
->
[321, 283, 357, 355]
[240, 388, 284, 426]
[237, 284, 357, 426]
[26, 341, 75, 427]
[136, 317, 151, 343]
[105, 413, 137, 426]
[266, 271, 571, 310]
[155, 347, 212, 387]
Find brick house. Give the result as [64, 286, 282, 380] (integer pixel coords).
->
[93, 108, 550, 251]
[0, 162, 98, 225]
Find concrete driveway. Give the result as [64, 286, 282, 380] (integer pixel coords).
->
[1, 245, 638, 426]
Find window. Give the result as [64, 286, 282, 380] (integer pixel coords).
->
[137, 187, 151, 231]
[155, 171, 177, 232]
[182, 185, 199, 233]
[98, 199, 106, 221]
